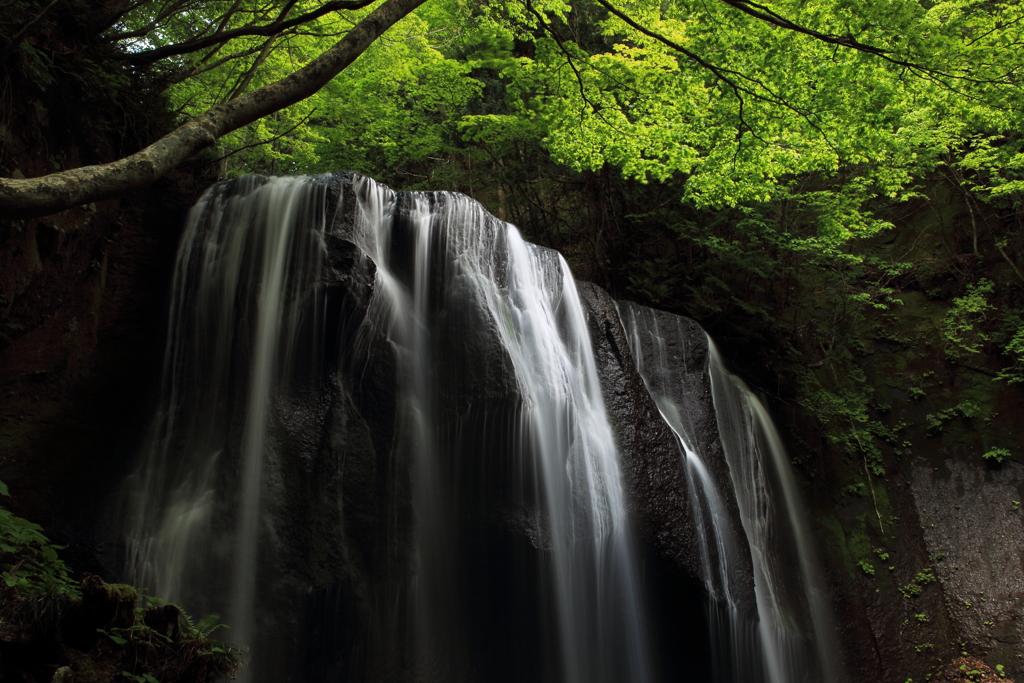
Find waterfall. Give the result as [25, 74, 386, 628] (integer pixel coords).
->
[118, 172, 841, 683]
[617, 301, 843, 683]
[120, 173, 653, 682]
[708, 343, 844, 683]
[347, 176, 653, 683]
[617, 302, 764, 683]
[121, 175, 331, 660]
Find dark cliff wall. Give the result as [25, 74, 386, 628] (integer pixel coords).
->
[0, 168, 212, 555]
[0, 14, 215, 547]
[772, 197, 1024, 683]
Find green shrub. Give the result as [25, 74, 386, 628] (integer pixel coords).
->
[983, 447, 1011, 464]
[0, 480, 80, 600]
[941, 279, 995, 359]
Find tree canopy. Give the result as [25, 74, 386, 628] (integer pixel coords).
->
[1, 0, 1022, 224]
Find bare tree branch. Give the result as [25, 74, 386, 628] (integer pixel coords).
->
[524, 0, 601, 115]
[121, 0, 378, 64]
[106, 0, 193, 41]
[165, 42, 268, 85]
[0, 0, 428, 219]
[225, 33, 278, 100]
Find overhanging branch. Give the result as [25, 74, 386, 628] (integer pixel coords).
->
[0, 0, 428, 219]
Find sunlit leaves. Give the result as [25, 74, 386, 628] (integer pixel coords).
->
[112, 0, 1024, 243]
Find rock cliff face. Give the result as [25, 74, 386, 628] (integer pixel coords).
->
[796, 284, 1024, 682]
[911, 459, 1024, 662]
[0, 166, 210, 558]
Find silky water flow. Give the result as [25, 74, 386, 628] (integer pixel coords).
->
[119, 173, 653, 683]
[118, 172, 841, 682]
[617, 301, 844, 683]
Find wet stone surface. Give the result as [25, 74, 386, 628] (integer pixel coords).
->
[911, 458, 1024, 677]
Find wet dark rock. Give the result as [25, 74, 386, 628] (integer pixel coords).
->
[575, 282, 756, 610]
[575, 283, 697, 575]
[143, 602, 182, 640]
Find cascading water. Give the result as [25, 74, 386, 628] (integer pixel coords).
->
[348, 176, 653, 683]
[117, 171, 844, 683]
[708, 342, 844, 683]
[119, 173, 654, 682]
[617, 300, 844, 683]
[121, 175, 332, 669]
[617, 302, 764, 683]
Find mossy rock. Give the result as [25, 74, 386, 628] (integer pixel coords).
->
[81, 573, 137, 630]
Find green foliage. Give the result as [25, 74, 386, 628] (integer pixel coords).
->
[0, 480, 240, 681]
[122, 672, 160, 683]
[0, 479, 80, 600]
[899, 568, 936, 599]
[79, 0, 1023, 232]
[857, 558, 876, 576]
[982, 447, 1011, 464]
[925, 401, 981, 434]
[92, 590, 243, 681]
[142, 593, 229, 640]
[941, 279, 995, 359]
[994, 311, 1024, 384]
[957, 135, 1024, 204]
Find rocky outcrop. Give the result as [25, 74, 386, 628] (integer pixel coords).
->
[576, 282, 756, 610]
[576, 282, 700, 576]
[0, 574, 242, 683]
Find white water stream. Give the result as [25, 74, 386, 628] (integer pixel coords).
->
[118, 173, 845, 683]
[122, 176, 330, 663]
[121, 175, 654, 683]
[349, 176, 653, 683]
[708, 341, 845, 683]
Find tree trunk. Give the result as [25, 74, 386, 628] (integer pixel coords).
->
[0, 0, 428, 220]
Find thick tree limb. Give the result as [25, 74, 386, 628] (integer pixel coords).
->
[0, 0, 427, 219]
[122, 0, 378, 64]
